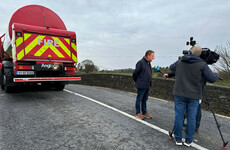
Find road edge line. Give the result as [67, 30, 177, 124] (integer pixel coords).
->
[64, 89, 209, 150]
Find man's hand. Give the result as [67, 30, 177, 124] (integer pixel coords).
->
[163, 74, 168, 78]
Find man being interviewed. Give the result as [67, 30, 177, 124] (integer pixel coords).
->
[132, 50, 155, 120]
[170, 46, 219, 147]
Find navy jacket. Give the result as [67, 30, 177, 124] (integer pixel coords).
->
[170, 54, 219, 99]
[133, 57, 152, 89]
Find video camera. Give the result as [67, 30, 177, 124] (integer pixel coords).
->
[182, 37, 220, 64]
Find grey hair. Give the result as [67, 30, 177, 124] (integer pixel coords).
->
[145, 50, 154, 56]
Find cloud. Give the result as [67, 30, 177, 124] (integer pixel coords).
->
[1, 0, 230, 69]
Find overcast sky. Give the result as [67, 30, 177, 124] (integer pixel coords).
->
[1, 0, 230, 70]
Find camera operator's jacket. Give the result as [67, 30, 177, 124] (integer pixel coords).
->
[170, 54, 219, 99]
[133, 57, 152, 89]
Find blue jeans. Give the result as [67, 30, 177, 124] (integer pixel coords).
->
[196, 104, 202, 129]
[174, 96, 199, 143]
[184, 103, 202, 129]
[136, 88, 149, 114]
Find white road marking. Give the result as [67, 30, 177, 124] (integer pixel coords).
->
[64, 89, 209, 150]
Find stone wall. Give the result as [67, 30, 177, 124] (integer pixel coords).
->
[72, 74, 230, 116]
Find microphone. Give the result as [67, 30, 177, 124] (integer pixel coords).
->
[219, 77, 223, 81]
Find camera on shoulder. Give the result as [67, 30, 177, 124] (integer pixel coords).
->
[181, 37, 220, 64]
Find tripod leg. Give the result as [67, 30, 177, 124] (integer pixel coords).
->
[208, 100, 228, 149]
[169, 126, 174, 140]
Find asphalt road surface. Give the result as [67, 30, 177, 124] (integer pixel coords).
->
[0, 84, 229, 150]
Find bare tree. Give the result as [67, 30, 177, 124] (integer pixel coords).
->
[214, 42, 230, 79]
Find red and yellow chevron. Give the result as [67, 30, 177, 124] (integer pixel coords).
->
[15, 33, 77, 63]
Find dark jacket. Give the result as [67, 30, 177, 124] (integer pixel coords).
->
[168, 72, 175, 78]
[133, 57, 152, 89]
[170, 54, 219, 99]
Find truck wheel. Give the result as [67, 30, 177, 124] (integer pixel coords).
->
[2, 75, 13, 93]
[0, 70, 2, 87]
[0, 70, 3, 90]
[0, 79, 3, 90]
[1, 75, 6, 90]
[1, 85, 4, 90]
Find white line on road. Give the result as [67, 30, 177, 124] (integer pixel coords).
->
[64, 89, 209, 150]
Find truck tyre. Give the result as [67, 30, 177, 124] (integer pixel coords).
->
[0, 69, 2, 86]
[2, 61, 14, 93]
[0, 70, 4, 90]
[1, 75, 6, 90]
[1, 84, 4, 90]
[2, 75, 13, 93]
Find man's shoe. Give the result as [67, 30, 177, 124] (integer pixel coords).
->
[184, 141, 192, 147]
[143, 113, 152, 119]
[175, 139, 182, 146]
[136, 113, 144, 120]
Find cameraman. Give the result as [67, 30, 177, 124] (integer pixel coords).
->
[170, 46, 219, 147]
[164, 71, 201, 132]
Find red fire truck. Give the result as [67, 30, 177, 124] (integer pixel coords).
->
[0, 5, 81, 92]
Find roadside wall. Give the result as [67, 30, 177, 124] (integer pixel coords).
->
[72, 74, 230, 116]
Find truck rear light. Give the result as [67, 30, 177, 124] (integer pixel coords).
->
[65, 71, 75, 75]
[18, 65, 34, 70]
[65, 67, 76, 75]
[65, 67, 76, 71]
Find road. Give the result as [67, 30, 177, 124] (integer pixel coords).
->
[0, 84, 229, 150]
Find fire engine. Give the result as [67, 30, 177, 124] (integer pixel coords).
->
[0, 5, 81, 92]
